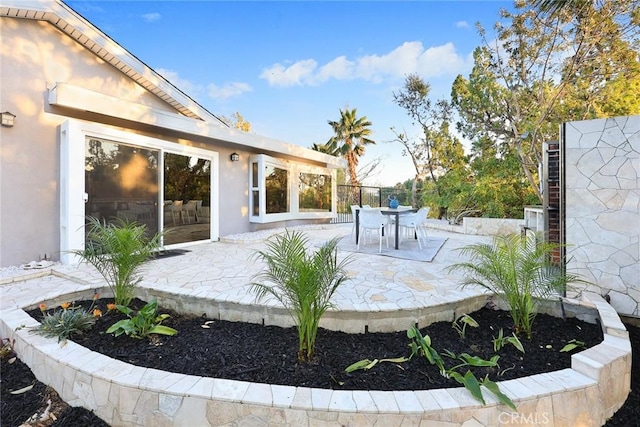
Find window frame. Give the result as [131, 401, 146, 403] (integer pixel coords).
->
[249, 154, 336, 223]
[60, 119, 220, 263]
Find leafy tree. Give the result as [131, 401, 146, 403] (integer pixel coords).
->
[221, 112, 252, 132]
[326, 108, 375, 189]
[468, 136, 539, 219]
[452, 0, 640, 202]
[392, 74, 466, 214]
[164, 153, 210, 205]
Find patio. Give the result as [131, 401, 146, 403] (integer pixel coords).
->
[0, 223, 631, 426]
[0, 224, 491, 328]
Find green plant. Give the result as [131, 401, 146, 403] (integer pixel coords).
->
[250, 230, 352, 362]
[30, 301, 97, 343]
[560, 339, 586, 353]
[344, 357, 409, 373]
[73, 216, 161, 306]
[407, 325, 516, 410]
[448, 232, 584, 338]
[407, 325, 446, 375]
[106, 299, 177, 339]
[452, 314, 479, 339]
[492, 328, 525, 353]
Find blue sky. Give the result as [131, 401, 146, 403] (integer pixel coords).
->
[65, 1, 510, 186]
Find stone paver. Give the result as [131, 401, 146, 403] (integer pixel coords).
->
[0, 224, 631, 426]
[0, 224, 491, 318]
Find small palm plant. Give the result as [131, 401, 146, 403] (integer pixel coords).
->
[448, 232, 583, 339]
[73, 217, 161, 307]
[250, 230, 352, 362]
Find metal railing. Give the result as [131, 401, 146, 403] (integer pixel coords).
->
[331, 185, 417, 224]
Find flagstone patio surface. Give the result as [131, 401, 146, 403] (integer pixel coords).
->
[0, 224, 631, 426]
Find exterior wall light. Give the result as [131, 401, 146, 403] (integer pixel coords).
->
[230, 152, 240, 162]
[1, 111, 16, 127]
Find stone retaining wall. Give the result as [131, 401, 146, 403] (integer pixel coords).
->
[0, 292, 630, 426]
[425, 218, 523, 236]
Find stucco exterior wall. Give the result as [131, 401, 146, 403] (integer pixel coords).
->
[1, 18, 186, 266]
[0, 18, 254, 266]
[564, 115, 640, 315]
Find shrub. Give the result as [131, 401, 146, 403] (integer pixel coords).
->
[106, 299, 177, 339]
[448, 232, 584, 338]
[30, 300, 98, 343]
[73, 217, 161, 306]
[250, 230, 352, 362]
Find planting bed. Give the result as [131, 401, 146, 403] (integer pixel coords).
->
[3, 294, 632, 425]
[25, 299, 605, 391]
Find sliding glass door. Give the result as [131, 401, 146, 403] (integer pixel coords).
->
[84, 137, 211, 246]
[163, 152, 211, 245]
[85, 137, 159, 235]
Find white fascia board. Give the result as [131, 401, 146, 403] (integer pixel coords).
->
[1, 0, 221, 123]
[49, 83, 346, 169]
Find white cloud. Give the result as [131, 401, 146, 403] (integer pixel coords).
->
[207, 82, 253, 100]
[156, 68, 196, 93]
[155, 68, 251, 101]
[259, 59, 317, 87]
[260, 41, 470, 87]
[415, 42, 467, 77]
[315, 56, 355, 83]
[355, 41, 425, 81]
[141, 12, 161, 23]
[456, 20, 469, 28]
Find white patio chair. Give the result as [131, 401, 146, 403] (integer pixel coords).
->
[349, 204, 359, 241]
[357, 208, 389, 253]
[170, 200, 184, 226]
[183, 200, 201, 223]
[350, 204, 373, 242]
[398, 207, 430, 249]
[390, 205, 413, 231]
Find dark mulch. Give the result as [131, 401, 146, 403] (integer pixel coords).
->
[2, 297, 638, 426]
[0, 354, 108, 426]
[604, 319, 640, 427]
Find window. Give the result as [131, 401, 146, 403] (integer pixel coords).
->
[163, 152, 211, 245]
[85, 138, 159, 236]
[265, 165, 289, 214]
[249, 154, 336, 223]
[299, 172, 331, 212]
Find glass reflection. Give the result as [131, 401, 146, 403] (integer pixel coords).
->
[265, 165, 289, 214]
[299, 173, 332, 212]
[163, 152, 211, 245]
[85, 138, 159, 238]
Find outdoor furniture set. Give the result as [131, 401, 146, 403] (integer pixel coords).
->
[352, 205, 431, 252]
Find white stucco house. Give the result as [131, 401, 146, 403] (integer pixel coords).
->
[0, 0, 345, 267]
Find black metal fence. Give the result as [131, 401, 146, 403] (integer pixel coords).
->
[331, 185, 416, 224]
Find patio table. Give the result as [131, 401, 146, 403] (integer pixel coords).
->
[355, 207, 417, 250]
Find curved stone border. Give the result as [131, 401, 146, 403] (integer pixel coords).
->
[0, 291, 630, 426]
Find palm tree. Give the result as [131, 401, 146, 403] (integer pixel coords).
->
[532, 0, 597, 15]
[310, 142, 339, 156]
[327, 108, 375, 190]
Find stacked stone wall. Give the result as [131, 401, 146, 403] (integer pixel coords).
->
[563, 115, 640, 315]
